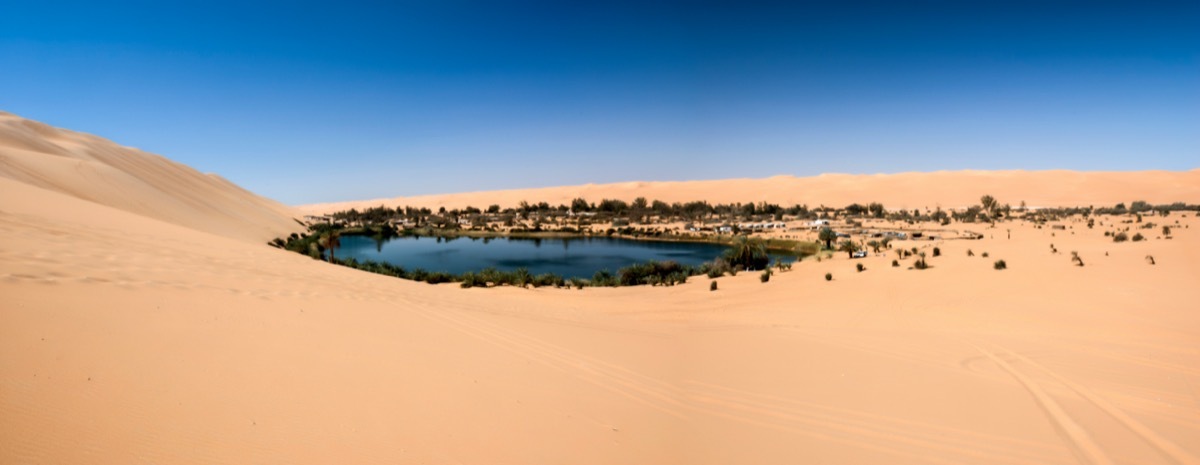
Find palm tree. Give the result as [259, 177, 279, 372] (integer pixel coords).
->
[724, 235, 769, 270]
[320, 231, 341, 263]
[867, 240, 882, 253]
[818, 226, 837, 250]
[837, 239, 858, 258]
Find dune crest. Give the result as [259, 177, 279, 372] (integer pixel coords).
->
[301, 169, 1200, 214]
[0, 111, 301, 243]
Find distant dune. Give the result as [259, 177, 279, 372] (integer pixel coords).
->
[301, 169, 1200, 214]
[0, 111, 301, 243]
[3, 113, 1199, 464]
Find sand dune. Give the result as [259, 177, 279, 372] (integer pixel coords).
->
[0, 111, 301, 243]
[301, 169, 1200, 214]
[2, 115, 1199, 464]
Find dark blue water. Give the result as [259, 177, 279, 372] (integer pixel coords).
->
[332, 235, 792, 278]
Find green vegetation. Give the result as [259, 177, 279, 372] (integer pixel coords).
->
[1113, 232, 1128, 242]
[724, 236, 769, 270]
[932, 247, 940, 257]
[760, 269, 772, 283]
[825, 272, 833, 281]
[617, 260, 690, 286]
[818, 227, 836, 250]
[856, 263, 865, 272]
[710, 281, 718, 291]
[913, 253, 930, 270]
[838, 240, 858, 258]
[1132, 232, 1145, 242]
[892, 259, 899, 267]
[994, 259, 1007, 270]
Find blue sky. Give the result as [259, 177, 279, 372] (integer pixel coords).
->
[2, 1, 1197, 204]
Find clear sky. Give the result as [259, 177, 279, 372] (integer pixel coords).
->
[2, 1, 1197, 204]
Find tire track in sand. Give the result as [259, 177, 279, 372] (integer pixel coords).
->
[989, 343, 1200, 465]
[969, 342, 1116, 465]
[684, 380, 1071, 465]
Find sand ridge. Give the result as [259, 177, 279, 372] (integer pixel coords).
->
[0, 111, 302, 243]
[300, 169, 1200, 214]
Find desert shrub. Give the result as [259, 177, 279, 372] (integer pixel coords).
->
[856, 263, 865, 272]
[705, 258, 731, 278]
[479, 267, 506, 286]
[424, 271, 455, 284]
[1070, 251, 1084, 267]
[932, 247, 940, 257]
[1162, 226, 1171, 236]
[617, 260, 687, 286]
[913, 257, 929, 270]
[1145, 255, 1156, 265]
[460, 271, 481, 288]
[591, 269, 616, 287]
[760, 269, 771, 283]
[513, 268, 533, 287]
[1132, 232, 1145, 242]
[892, 259, 899, 267]
[1113, 232, 1128, 242]
[981, 252, 989, 257]
[825, 272, 833, 281]
[570, 278, 586, 289]
[993, 259, 1007, 270]
[967, 249, 974, 257]
[533, 273, 565, 288]
[710, 281, 718, 291]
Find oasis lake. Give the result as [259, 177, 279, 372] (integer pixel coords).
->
[331, 235, 796, 279]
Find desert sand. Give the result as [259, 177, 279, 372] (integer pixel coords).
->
[3, 113, 1199, 464]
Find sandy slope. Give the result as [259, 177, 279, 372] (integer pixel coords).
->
[2, 116, 1199, 464]
[0, 111, 301, 243]
[301, 169, 1200, 214]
